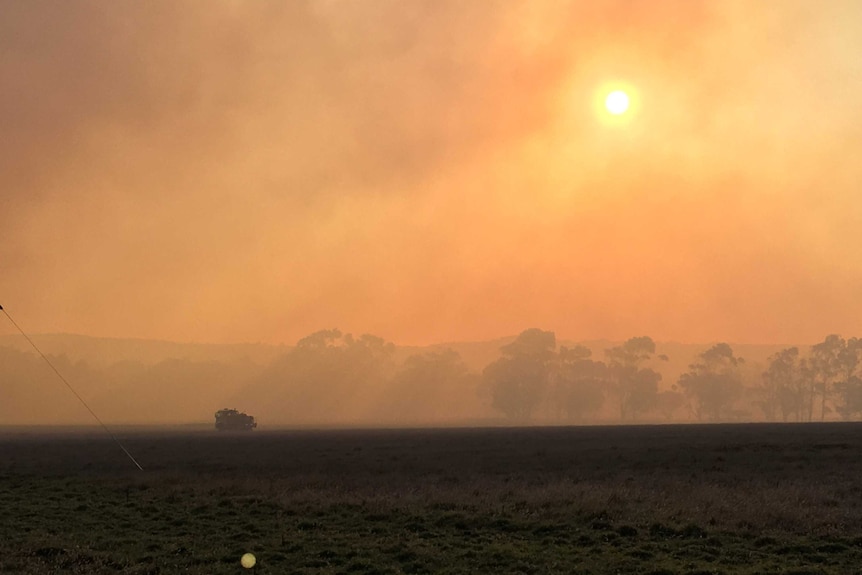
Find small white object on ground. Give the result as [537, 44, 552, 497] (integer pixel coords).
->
[241, 552, 256, 568]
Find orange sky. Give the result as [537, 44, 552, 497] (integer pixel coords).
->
[2, 1, 861, 347]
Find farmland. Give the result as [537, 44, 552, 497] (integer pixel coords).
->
[2, 423, 862, 574]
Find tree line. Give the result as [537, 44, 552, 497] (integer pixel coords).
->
[760, 335, 862, 422]
[1, 328, 861, 425]
[482, 329, 862, 423]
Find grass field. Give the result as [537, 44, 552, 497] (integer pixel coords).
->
[2, 423, 862, 574]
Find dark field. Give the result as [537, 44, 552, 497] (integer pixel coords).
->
[3, 424, 862, 574]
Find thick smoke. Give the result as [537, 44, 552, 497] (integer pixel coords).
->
[1, 1, 861, 346]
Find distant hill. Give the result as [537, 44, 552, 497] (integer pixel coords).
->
[0, 333, 286, 367]
[0, 332, 802, 377]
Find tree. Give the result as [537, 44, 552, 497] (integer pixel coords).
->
[808, 335, 845, 421]
[382, 348, 477, 423]
[655, 386, 686, 421]
[835, 376, 862, 420]
[245, 329, 396, 423]
[499, 328, 557, 362]
[677, 343, 743, 422]
[552, 345, 607, 422]
[483, 328, 556, 421]
[838, 337, 862, 382]
[605, 336, 663, 421]
[833, 337, 862, 420]
[760, 347, 805, 421]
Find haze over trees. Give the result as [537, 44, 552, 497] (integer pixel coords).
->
[482, 328, 556, 421]
[678, 343, 744, 422]
[760, 336, 862, 422]
[379, 348, 480, 424]
[552, 345, 607, 422]
[2, 330, 862, 426]
[760, 347, 806, 422]
[240, 329, 397, 424]
[605, 336, 665, 421]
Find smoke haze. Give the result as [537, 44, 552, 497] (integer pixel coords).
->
[2, 1, 862, 347]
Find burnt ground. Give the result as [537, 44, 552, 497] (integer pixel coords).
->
[2, 422, 862, 573]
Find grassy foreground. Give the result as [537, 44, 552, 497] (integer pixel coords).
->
[2, 423, 862, 574]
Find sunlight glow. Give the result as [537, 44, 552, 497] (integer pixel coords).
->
[605, 90, 630, 115]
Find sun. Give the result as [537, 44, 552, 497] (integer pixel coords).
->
[604, 90, 630, 115]
[590, 83, 638, 126]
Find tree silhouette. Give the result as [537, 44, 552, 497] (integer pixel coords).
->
[760, 347, 803, 421]
[678, 343, 743, 422]
[552, 345, 607, 422]
[246, 329, 396, 423]
[838, 337, 862, 382]
[835, 376, 862, 420]
[382, 348, 477, 423]
[832, 337, 862, 420]
[656, 386, 686, 421]
[483, 328, 556, 421]
[808, 335, 846, 421]
[605, 336, 663, 421]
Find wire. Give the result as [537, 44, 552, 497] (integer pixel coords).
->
[0, 304, 144, 471]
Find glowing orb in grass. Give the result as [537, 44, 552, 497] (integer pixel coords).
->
[241, 553, 256, 568]
[604, 90, 630, 115]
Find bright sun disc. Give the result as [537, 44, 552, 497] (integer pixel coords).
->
[604, 90, 630, 115]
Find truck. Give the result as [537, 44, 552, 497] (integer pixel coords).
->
[214, 408, 257, 431]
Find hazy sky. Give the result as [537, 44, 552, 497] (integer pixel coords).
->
[2, 0, 861, 346]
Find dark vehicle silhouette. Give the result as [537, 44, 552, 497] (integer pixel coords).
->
[214, 408, 257, 431]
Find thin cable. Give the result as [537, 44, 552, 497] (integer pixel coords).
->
[0, 305, 144, 471]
